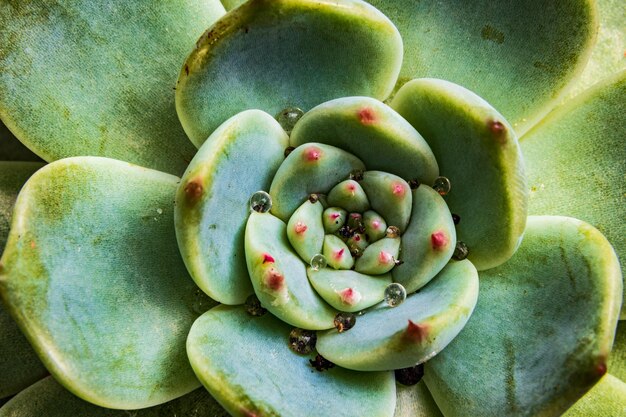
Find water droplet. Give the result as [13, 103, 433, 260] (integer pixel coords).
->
[310, 254, 327, 271]
[309, 354, 335, 372]
[386, 226, 400, 238]
[452, 241, 469, 260]
[308, 193, 320, 204]
[288, 328, 316, 354]
[384, 283, 407, 307]
[245, 294, 267, 317]
[432, 176, 451, 196]
[249, 191, 272, 213]
[394, 364, 425, 386]
[349, 169, 364, 181]
[276, 107, 304, 134]
[452, 213, 460, 225]
[408, 178, 420, 189]
[156, 208, 163, 215]
[333, 312, 356, 332]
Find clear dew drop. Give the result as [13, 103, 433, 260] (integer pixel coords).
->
[453, 241, 469, 260]
[249, 191, 272, 213]
[384, 283, 407, 307]
[276, 107, 304, 134]
[334, 312, 356, 332]
[310, 253, 327, 271]
[288, 328, 317, 355]
[432, 176, 451, 196]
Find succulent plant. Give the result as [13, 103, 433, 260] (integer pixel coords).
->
[0, 0, 624, 416]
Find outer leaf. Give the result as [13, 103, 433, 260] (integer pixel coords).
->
[521, 71, 626, 318]
[424, 216, 622, 417]
[0, 157, 211, 409]
[391, 79, 527, 271]
[176, 0, 403, 146]
[175, 110, 288, 305]
[0, 162, 47, 399]
[369, 0, 597, 134]
[0, 1, 226, 175]
[562, 374, 626, 417]
[187, 305, 397, 417]
[0, 377, 230, 417]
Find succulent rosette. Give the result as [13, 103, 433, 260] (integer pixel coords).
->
[0, 0, 625, 416]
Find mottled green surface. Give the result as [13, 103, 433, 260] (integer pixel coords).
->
[307, 268, 391, 312]
[175, 110, 288, 305]
[370, 0, 597, 134]
[0, 377, 230, 417]
[0, 1, 226, 175]
[522, 71, 626, 319]
[269, 143, 365, 222]
[0, 122, 43, 162]
[393, 185, 456, 293]
[394, 382, 443, 417]
[608, 321, 626, 381]
[176, 0, 403, 146]
[392, 79, 527, 271]
[0, 162, 47, 399]
[425, 216, 623, 417]
[290, 97, 438, 183]
[245, 212, 337, 330]
[287, 200, 325, 264]
[562, 374, 626, 417]
[567, 0, 626, 97]
[359, 171, 412, 232]
[317, 260, 479, 371]
[0, 158, 209, 409]
[187, 305, 397, 417]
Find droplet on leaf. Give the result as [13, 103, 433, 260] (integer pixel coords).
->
[408, 178, 420, 189]
[249, 191, 272, 213]
[452, 213, 461, 225]
[245, 294, 267, 317]
[453, 241, 469, 260]
[394, 364, 425, 386]
[276, 107, 304, 134]
[310, 253, 327, 271]
[288, 328, 317, 355]
[334, 312, 356, 332]
[386, 226, 400, 238]
[432, 176, 451, 196]
[310, 354, 336, 372]
[384, 283, 406, 307]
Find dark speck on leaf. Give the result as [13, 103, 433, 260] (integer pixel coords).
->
[310, 354, 335, 372]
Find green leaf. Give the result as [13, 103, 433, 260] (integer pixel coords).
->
[245, 212, 337, 330]
[0, 377, 230, 417]
[359, 171, 412, 232]
[0, 1, 226, 175]
[394, 382, 443, 417]
[317, 260, 479, 371]
[176, 0, 403, 146]
[287, 199, 325, 265]
[0, 122, 43, 162]
[562, 374, 626, 417]
[175, 110, 288, 305]
[521, 71, 626, 319]
[221, 0, 247, 11]
[391, 79, 528, 271]
[0, 162, 47, 399]
[424, 216, 622, 417]
[187, 305, 397, 417]
[0, 157, 210, 409]
[290, 97, 439, 184]
[608, 321, 626, 381]
[369, 0, 597, 134]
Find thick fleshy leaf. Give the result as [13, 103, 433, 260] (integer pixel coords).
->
[187, 305, 397, 417]
[521, 71, 626, 318]
[323, 234, 354, 271]
[359, 171, 412, 232]
[369, 0, 597, 134]
[307, 268, 391, 312]
[0, 377, 230, 417]
[391, 79, 527, 271]
[0, 1, 226, 175]
[0, 162, 47, 399]
[317, 260, 479, 371]
[175, 110, 288, 305]
[608, 321, 626, 381]
[176, 0, 403, 146]
[0, 157, 210, 409]
[290, 97, 438, 183]
[0, 122, 43, 162]
[394, 382, 443, 417]
[424, 216, 622, 417]
[287, 199, 325, 264]
[245, 212, 337, 330]
[392, 185, 456, 293]
[562, 374, 626, 417]
[354, 237, 400, 275]
[567, 0, 626, 97]
[269, 143, 365, 222]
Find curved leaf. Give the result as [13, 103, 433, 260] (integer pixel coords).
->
[562, 374, 626, 417]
